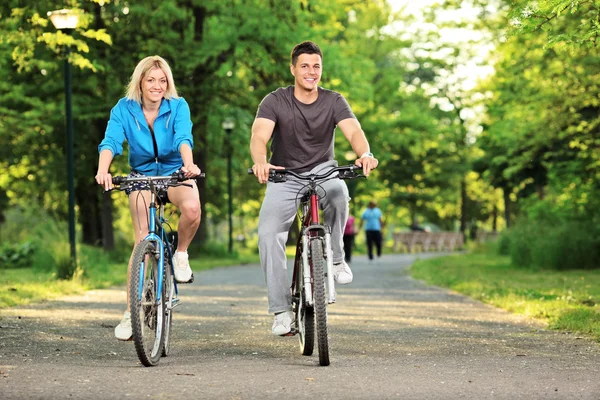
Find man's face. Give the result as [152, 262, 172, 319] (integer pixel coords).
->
[290, 53, 322, 92]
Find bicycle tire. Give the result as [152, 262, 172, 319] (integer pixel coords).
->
[161, 252, 174, 357]
[294, 249, 314, 356]
[129, 240, 165, 366]
[310, 238, 330, 366]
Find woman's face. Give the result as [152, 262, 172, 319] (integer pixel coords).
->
[141, 67, 167, 105]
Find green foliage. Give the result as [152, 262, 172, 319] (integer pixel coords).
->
[411, 248, 600, 340]
[3, 0, 594, 276]
[506, 0, 600, 51]
[504, 205, 600, 270]
[197, 240, 236, 258]
[496, 230, 511, 256]
[0, 241, 36, 269]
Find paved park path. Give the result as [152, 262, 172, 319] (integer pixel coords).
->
[1, 253, 599, 399]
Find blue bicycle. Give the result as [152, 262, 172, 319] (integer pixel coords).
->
[110, 172, 203, 366]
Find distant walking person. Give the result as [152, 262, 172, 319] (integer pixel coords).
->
[343, 214, 356, 263]
[359, 201, 383, 261]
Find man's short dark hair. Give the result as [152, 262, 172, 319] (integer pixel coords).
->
[290, 41, 323, 66]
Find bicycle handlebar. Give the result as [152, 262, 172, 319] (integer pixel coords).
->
[111, 171, 205, 187]
[247, 164, 364, 183]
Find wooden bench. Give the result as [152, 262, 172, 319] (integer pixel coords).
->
[393, 232, 464, 253]
[476, 231, 499, 243]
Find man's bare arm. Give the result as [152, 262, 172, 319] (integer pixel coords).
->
[338, 118, 379, 176]
[250, 118, 283, 184]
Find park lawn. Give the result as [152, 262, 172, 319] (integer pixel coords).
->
[410, 250, 600, 341]
[0, 253, 260, 309]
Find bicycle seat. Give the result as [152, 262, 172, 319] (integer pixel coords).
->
[156, 189, 170, 205]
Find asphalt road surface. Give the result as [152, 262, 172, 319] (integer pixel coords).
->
[1, 253, 599, 399]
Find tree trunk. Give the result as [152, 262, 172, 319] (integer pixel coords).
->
[537, 183, 545, 200]
[460, 178, 467, 238]
[492, 204, 498, 232]
[191, 115, 208, 245]
[503, 187, 511, 228]
[189, 4, 208, 246]
[77, 179, 101, 245]
[101, 193, 115, 251]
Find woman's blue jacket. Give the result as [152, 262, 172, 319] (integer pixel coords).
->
[98, 97, 193, 175]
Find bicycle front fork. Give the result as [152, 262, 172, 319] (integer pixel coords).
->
[324, 232, 336, 304]
[302, 233, 336, 306]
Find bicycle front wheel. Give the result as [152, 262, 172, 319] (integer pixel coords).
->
[310, 238, 330, 366]
[129, 240, 165, 366]
[294, 248, 314, 356]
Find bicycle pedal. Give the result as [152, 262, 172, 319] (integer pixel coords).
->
[170, 297, 181, 307]
[175, 273, 194, 284]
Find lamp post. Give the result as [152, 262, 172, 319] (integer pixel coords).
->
[222, 119, 235, 254]
[48, 9, 80, 269]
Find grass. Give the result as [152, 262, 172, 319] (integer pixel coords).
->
[410, 246, 600, 341]
[0, 250, 260, 309]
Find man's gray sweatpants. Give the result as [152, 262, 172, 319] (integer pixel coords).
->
[258, 160, 350, 314]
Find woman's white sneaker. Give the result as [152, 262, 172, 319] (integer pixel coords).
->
[173, 251, 194, 283]
[115, 311, 132, 340]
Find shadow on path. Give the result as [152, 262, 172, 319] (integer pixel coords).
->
[1, 253, 599, 399]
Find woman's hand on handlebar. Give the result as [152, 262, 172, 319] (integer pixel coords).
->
[252, 162, 284, 184]
[181, 164, 202, 179]
[95, 172, 113, 191]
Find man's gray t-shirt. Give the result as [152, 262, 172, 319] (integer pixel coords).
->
[256, 86, 356, 173]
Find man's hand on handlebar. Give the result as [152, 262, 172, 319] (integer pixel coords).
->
[355, 155, 378, 177]
[252, 162, 285, 184]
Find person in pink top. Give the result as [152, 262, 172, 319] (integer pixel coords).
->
[343, 214, 356, 263]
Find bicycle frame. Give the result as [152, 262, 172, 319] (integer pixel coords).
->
[295, 185, 336, 306]
[140, 186, 177, 304]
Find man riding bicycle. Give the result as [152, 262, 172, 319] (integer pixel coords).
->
[250, 41, 379, 335]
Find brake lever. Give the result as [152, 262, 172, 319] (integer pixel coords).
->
[270, 171, 287, 183]
[338, 170, 364, 180]
[103, 185, 127, 194]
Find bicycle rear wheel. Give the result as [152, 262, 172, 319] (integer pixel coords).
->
[129, 240, 165, 366]
[161, 253, 174, 357]
[310, 238, 330, 366]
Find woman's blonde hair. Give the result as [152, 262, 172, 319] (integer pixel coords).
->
[126, 55, 179, 104]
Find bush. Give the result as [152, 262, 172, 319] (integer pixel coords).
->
[0, 241, 36, 269]
[496, 231, 511, 256]
[197, 240, 238, 258]
[505, 217, 600, 270]
[533, 220, 600, 270]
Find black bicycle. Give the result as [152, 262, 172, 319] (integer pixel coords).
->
[251, 164, 364, 366]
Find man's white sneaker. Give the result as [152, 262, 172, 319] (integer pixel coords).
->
[173, 251, 194, 283]
[272, 311, 293, 336]
[115, 311, 132, 341]
[333, 261, 353, 284]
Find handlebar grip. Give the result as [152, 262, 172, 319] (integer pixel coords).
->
[174, 171, 206, 181]
[112, 176, 126, 185]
